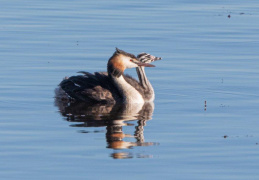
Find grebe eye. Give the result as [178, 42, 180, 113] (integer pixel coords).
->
[130, 59, 133, 62]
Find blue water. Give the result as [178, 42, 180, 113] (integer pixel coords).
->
[1, 0, 259, 179]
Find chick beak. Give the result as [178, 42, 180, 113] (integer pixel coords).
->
[131, 59, 155, 67]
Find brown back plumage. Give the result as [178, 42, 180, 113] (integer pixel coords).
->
[59, 72, 122, 104]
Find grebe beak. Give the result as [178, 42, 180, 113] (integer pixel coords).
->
[131, 59, 155, 67]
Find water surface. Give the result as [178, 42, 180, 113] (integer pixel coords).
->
[1, 0, 259, 179]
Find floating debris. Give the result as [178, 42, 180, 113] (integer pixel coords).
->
[223, 135, 228, 138]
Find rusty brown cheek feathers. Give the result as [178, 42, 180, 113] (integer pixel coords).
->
[110, 55, 126, 72]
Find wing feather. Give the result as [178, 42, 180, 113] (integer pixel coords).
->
[59, 72, 120, 104]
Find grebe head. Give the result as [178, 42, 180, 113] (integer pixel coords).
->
[108, 48, 155, 77]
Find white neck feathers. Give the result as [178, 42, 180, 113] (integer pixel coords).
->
[111, 76, 144, 104]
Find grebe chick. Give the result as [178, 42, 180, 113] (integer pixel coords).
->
[56, 48, 159, 104]
[135, 53, 162, 101]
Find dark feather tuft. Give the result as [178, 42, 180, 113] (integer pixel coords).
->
[115, 48, 137, 59]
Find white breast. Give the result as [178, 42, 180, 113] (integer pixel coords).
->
[112, 76, 145, 104]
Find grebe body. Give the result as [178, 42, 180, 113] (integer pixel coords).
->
[56, 48, 161, 104]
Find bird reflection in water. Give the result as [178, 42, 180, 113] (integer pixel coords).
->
[55, 100, 158, 159]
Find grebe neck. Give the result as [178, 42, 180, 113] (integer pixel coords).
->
[110, 75, 144, 104]
[136, 66, 155, 102]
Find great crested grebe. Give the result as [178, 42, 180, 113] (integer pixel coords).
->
[56, 48, 161, 104]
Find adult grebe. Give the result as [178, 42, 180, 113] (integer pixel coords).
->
[56, 48, 161, 104]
